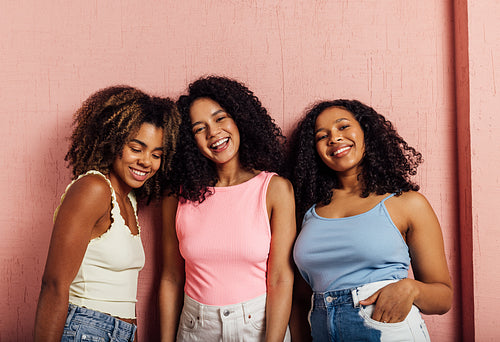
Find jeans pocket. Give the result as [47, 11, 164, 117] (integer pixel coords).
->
[178, 310, 199, 332]
[357, 304, 431, 342]
[75, 324, 108, 342]
[359, 304, 409, 328]
[248, 308, 266, 331]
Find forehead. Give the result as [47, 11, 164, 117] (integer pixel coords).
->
[189, 97, 224, 121]
[315, 106, 357, 128]
[130, 122, 164, 144]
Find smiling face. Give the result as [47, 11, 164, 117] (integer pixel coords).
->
[110, 122, 164, 193]
[314, 106, 365, 176]
[189, 97, 241, 167]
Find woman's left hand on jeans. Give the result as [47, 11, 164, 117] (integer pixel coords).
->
[358, 279, 418, 323]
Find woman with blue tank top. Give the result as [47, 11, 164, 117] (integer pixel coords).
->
[289, 100, 452, 341]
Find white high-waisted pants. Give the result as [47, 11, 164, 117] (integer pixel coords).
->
[177, 293, 291, 342]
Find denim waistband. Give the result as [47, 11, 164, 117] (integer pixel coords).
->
[183, 293, 266, 323]
[313, 279, 401, 308]
[66, 303, 136, 340]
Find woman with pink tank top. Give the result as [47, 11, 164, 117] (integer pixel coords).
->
[160, 76, 295, 341]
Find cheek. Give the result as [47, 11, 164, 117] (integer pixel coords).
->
[151, 160, 162, 173]
[315, 146, 330, 164]
[193, 135, 208, 153]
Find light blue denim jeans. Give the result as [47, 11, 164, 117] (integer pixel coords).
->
[309, 280, 431, 342]
[61, 303, 136, 342]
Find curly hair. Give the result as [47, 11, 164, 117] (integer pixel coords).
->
[289, 99, 422, 216]
[65, 85, 180, 202]
[168, 76, 286, 203]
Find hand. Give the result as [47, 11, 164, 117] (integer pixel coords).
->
[358, 279, 418, 323]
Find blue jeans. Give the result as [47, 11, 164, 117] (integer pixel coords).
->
[61, 304, 136, 342]
[309, 280, 430, 342]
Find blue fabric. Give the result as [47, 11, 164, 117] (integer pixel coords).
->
[310, 288, 380, 341]
[293, 194, 410, 292]
[309, 283, 430, 342]
[61, 304, 136, 342]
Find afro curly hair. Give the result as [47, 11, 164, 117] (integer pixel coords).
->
[289, 99, 422, 216]
[168, 76, 286, 203]
[65, 85, 180, 202]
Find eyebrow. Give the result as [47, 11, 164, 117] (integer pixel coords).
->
[191, 109, 226, 127]
[130, 139, 163, 152]
[314, 118, 350, 134]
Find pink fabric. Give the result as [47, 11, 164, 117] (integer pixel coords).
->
[176, 172, 274, 306]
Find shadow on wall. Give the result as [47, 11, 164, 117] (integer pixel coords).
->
[136, 201, 164, 340]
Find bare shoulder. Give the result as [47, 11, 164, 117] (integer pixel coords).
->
[267, 174, 294, 197]
[62, 174, 112, 213]
[394, 191, 433, 211]
[266, 175, 295, 224]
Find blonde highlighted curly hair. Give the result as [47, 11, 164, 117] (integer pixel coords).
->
[65, 85, 180, 201]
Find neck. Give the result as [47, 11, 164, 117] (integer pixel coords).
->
[215, 159, 255, 187]
[337, 170, 363, 194]
[107, 172, 132, 199]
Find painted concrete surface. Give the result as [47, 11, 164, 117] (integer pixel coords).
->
[2, 0, 494, 340]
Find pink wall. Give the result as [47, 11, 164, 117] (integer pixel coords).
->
[2, 0, 494, 340]
[461, 1, 500, 341]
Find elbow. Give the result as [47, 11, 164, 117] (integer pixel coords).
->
[420, 284, 453, 315]
[439, 284, 453, 314]
[267, 273, 294, 292]
[438, 292, 453, 315]
[39, 275, 70, 297]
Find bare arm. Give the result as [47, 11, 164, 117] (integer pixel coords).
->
[159, 195, 185, 342]
[34, 175, 111, 342]
[289, 270, 313, 341]
[265, 176, 296, 342]
[360, 191, 452, 322]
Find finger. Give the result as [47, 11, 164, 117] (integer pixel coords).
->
[359, 291, 380, 306]
[370, 303, 384, 322]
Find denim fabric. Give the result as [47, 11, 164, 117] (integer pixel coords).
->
[309, 280, 430, 342]
[61, 304, 136, 342]
[177, 293, 291, 342]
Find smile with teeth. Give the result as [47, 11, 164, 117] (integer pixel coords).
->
[210, 137, 229, 149]
[130, 168, 148, 177]
[332, 146, 351, 156]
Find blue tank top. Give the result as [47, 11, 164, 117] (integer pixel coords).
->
[293, 194, 410, 292]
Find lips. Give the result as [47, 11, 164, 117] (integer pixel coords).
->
[210, 137, 229, 151]
[329, 145, 352, 157]
[129, 167, 150, 182]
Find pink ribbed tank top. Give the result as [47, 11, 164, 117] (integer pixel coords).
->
[176, 171, 275, 306]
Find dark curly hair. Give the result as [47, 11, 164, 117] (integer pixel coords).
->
[289, 99, 422, 216]
[168, 76, 286, 203]
[65, 85, 180, 202]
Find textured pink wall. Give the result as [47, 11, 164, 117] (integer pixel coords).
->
[466, 1, 500, 341]
[0, 1, 468, 340]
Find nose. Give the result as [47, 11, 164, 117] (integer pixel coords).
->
[138, 153, 152, 167]
[206, 123, 221, 138]
[328, 134, 342, 145]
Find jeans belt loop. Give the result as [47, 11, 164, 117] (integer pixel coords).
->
[111, 318, 120, 340]
[351, 288, 361, 308]
[242, 301, 251, 324]
[65, 304, 78, 327]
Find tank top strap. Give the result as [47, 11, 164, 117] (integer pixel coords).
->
[53, 170, 118, 222]
[260, 171, 276, 188]
[126, 191, 140, 234]
[379, 193, 396, 205]
[258, 171, 276, 214]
